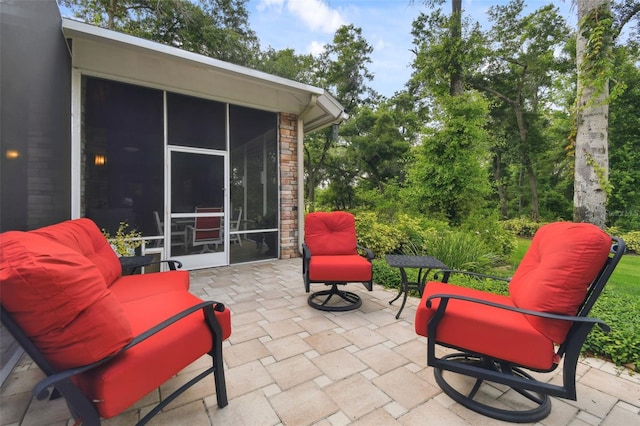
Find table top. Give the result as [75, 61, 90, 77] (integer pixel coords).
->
[385, 254, 448, 269]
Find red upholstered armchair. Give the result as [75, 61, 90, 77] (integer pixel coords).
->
[0, 218, 231, 425]
[414, 222, 625, 423]
[302, 211, 374, 311]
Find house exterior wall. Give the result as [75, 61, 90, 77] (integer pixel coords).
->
[0, 1, 71, 232]
[0, 1, 305, 258]
[279, 113, 300, 259]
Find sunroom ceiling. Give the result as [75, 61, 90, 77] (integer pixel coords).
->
[61, 18, 346, 132]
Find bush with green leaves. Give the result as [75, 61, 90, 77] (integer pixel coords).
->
[500, 217, 544, 237]
[462, 213, 517, 260]
[354, 211, 404, 256]
[419, 230, 500, 273]
[620, 230, 640, 253]
[354, 211, 448, 257]
[372, 259, 402, 291]
[583, 289, 639, 369]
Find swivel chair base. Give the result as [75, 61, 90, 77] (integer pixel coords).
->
[434, 353, 551, 423]
[308, 283, 362, 312]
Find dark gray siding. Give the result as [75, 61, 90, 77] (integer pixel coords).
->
[1, 0, 71, 231]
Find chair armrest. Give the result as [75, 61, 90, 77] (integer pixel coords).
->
[33, 300, 226, 400]
[434, 269, 511, 283]
[302, 242, 311, 260]
[357, 244, 374, 261]
[425, 293, 610, 331]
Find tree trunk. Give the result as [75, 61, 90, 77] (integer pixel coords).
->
[513, 103, 540, 221]
[493, 153, 508, 219]
[449, 0, 463, 96]
[574, 0, 610, 229]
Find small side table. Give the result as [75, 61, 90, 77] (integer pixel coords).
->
[385, 254, 448, 319]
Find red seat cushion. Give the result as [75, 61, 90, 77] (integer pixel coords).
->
[32, 218, 122, 286]
[75, 290, 231, 419]
[415, 281, 556, 370]
[509, 222, 611, 343]
[109, 270, 190, 303]
[0, 231, 133, 370]
[305, 212, 359, 255]
[308, 255, 373, 282]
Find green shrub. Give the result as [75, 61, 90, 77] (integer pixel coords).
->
[500, 217, 545, 237]
[620, 230, 640, 254]
[583, 289, 640, 370]
[355, 211, 404, 256]
[372, 259, 402, 291]
[462, 214, 517, 259]
[355, 211, 448, 257]
[421, 230, 499, 273]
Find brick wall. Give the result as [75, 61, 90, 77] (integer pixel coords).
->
[279, 113, 300, 259]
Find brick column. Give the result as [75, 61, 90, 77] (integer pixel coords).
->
[279, 113, 300, 259]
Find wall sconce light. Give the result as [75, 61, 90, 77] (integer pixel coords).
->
[94, 154, 106, 166]
[5, 150, 19, 159]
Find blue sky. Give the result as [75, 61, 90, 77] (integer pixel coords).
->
[248, 0, 577, 98]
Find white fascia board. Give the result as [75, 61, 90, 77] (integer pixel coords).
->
[62, 19, 322, 97]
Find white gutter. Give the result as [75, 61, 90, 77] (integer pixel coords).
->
[297, 95, 317, 254]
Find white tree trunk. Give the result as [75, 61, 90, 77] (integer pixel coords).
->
[574, 0, 610, 229]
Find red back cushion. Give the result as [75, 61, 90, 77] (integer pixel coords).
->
[304, 212, 358, 256]
[0, 231, 133, 370]
[509, 222, 612, 343]
[32, 218, 122, 287]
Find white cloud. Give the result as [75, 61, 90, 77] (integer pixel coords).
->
[306, 40, 325, 56]
[286, 0, 346, 34]
[256, 0, 284, 13]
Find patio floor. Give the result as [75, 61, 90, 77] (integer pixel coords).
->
[1, 258, 639, 425]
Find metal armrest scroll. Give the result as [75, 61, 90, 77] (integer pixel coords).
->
[356, 244, 374, 261]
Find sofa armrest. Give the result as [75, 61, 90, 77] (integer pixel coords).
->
[120, 255, 183, 274]
[33, 300, 225, 400]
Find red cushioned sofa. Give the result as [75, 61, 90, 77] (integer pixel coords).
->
[0, 218, 231, 425]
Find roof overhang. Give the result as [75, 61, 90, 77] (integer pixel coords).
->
[61, 18, 347, 132]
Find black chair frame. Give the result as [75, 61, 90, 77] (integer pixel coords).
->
[302, 243, 374, 312]
[424, 237, 625, 423]
[1, 300, 228, 426]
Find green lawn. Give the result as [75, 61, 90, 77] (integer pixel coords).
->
[509, 237, 639, 297]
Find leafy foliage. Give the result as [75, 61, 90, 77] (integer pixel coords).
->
[583, 289, 640, 369]
[406, 92, 491, 226]
[500, 217, 545, 237]
[60, 0, 260, 66]
[620, 231, 640, 253]
[101, 221, 143, 257]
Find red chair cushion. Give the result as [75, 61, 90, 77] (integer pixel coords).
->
[75, 290, 231, 419]
[305, 212, 358, 255]
[32, 218, 122, 287]
[509, 222, 611, 343]
[308, 255, 373, 282]
[415, 281, 556, 370]
[0, 231, 133, 370]
[109, 270, 190, 303]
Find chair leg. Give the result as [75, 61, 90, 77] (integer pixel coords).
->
[433, 353, 551, 423]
